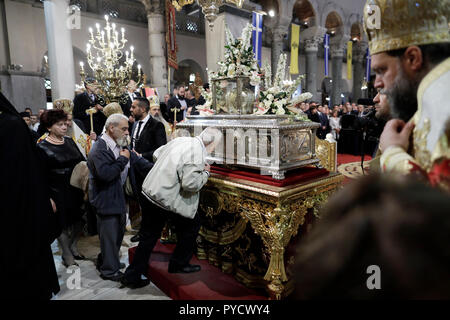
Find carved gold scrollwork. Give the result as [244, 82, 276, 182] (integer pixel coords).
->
[315, 136, 337, 172]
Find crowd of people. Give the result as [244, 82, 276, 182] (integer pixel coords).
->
[294, 101, 381, 156]
[0, 75, 221, 298]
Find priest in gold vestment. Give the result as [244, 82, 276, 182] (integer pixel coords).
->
[364, 0, 450, 190]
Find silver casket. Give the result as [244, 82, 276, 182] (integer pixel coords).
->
[176, 114, 320, 180]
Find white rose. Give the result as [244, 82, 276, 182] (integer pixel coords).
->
[276, 107, 286, 115]
[264, 100, 272, 108]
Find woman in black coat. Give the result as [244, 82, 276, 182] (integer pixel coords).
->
[37, 109, 85, 267]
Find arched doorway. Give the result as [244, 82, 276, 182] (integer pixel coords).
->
[292, 0, 316, 28]
[172, 59, 205, 89]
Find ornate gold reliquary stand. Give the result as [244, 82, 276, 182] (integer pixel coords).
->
[196, 138, 343, 299]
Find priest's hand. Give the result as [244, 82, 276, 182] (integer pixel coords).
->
[89, 131, 97, 141]
[50, 198, 57, 213]
[180, 105, 187, 111]
[379, 119, 415, 153]
[95, 104, 103, 111]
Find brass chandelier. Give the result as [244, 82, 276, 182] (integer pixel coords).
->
[80, 15, 144, 103]
[172, 0, 244, 28]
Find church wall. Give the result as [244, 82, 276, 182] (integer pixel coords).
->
[176, 33, 207, 80]
[3, 0, 44, 72]
[0, 0, 9, 71]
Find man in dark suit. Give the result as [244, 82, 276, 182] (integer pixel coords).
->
[197, 83, 209, 106]
[317, 105, 330, 139]
[129, 97, 167, 242]
[159, 93, 171, 122]
[167, 85, 188, 124]
[119, 80, 142, 119]
[73, 80, 106, 136]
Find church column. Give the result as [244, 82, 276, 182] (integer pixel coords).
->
[304, 37, 321, 102]
[352, 41, 368, 102]
[141, 0, 168, 96]
[330, 44, 345, 107]
[43, 0, 76, 101]
[271, 26, 286, 76]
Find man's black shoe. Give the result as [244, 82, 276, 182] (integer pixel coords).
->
[130, 234, 141, 242]
[168, 264, 201, 274]
[120, 277, 150, 289]
[100, 271, 124, 282]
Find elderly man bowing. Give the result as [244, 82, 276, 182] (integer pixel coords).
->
[88, 114, 131, 281]
[121, 127, 223, 288]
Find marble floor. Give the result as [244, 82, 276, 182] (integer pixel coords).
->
[51, 230, 170, 300]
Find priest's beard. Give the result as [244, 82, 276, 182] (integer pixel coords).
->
[385, 66, 419, 122]
[153, 113, 163, 123]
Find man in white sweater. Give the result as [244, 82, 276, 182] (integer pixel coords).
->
[121, 127, 223, 288]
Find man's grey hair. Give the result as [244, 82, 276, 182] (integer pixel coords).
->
[198, 127, 223, 147]
[105, 113, 128, 130]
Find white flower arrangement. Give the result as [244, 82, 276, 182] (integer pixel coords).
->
[254, 54, 312, 117]
[211, 23, 260, 85]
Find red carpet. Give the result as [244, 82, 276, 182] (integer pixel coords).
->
[337, 153, 371, 167]
[129, 242, 267, 300]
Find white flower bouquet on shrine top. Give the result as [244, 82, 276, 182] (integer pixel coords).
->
[213, 23, 261, 86]
[254, 54, 312, 118]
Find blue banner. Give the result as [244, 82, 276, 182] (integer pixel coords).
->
[366, 48, 372, 81]
[252, 12, 263, 67]
[324, 33, 330, 77]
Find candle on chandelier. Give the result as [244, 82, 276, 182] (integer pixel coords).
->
[44, 55, 48, 64]
[126, 51, 129, 60]
[89, 27, 94, 39]
[105, 15, 109, 22]
[130, 46, 134, 59]
[80, 61, 84, 71]
[96, 23, 100, 34]
[138, 64, 141, 74]
[121, 28, 125, 40]
[101, 31, 105, 43]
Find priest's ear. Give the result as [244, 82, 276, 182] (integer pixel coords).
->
[401, 46, 424, 77]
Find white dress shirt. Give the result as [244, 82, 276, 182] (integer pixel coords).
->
[132, 114, 150, 145]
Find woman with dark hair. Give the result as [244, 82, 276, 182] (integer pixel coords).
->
[37, 109, 86, 267]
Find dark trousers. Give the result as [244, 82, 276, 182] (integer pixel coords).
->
[123, 198, 201, 282]
[97, 213, 126, 277]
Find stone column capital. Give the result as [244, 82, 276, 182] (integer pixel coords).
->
[303, 36, 322, 52]
[330, 46, 345, 58]
[272, 25, 287, 42]
[353, 41, 369, 62]
[140, 0, 164, 15]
